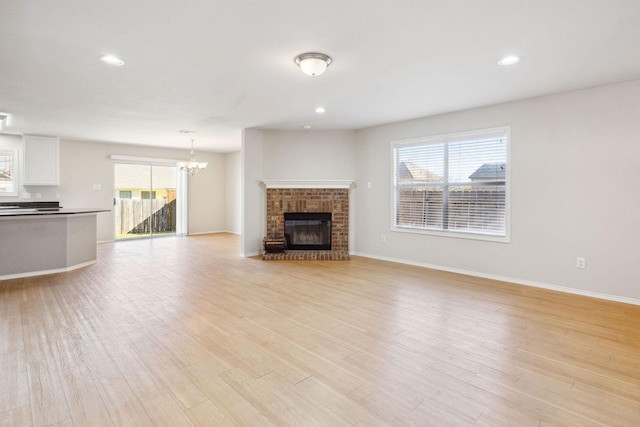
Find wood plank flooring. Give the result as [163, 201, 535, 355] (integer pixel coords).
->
[1, 232, 639, 426]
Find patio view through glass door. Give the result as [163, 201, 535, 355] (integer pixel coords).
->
[114, 163, 178, 240]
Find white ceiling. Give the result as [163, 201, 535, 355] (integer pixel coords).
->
[1, 0, 640, 153]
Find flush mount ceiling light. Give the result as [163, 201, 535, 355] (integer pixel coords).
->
[99, 54, 125, 66]
[498, 55, 520, 66]
[177, 139, 208, 176]
[314, 106, 326, 114]
[294, 52, 332, 76]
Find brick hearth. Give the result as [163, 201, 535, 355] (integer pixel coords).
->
[262, 250, 350, 261]
[264, 187, 349, 261]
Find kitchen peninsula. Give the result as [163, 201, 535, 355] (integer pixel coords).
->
[0, 202, 109, 280]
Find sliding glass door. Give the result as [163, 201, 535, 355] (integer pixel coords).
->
[114, 163, 179, 240]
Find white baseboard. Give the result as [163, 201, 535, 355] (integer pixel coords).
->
[0, 260, 96, 281]
[100, 231, 239, 243]
[353, 252, 640, 307]
[188, 230, 229, 236]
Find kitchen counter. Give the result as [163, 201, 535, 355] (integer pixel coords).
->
[0, 207, 108, 216]
[0, 202, 110, 280]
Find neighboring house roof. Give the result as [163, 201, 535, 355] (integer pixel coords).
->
[469, 162, 506, 180]
[398, 162, 442, 183]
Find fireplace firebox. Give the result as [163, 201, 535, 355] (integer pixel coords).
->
[284, 212, 331, 250]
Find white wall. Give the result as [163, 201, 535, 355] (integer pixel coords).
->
[242, 129, 357, 256]
[242, 129, 265, 256]
[354, 79, 640, 302]
[224, 150, 242, 234]
[56, 139, 225, 242]
[186, 149, 226, 235]
[262, 130, 357, 179]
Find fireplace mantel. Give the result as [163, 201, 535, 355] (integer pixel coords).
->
[261, 180, 354, 189]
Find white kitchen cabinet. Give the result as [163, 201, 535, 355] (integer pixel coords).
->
[23, 135, 60, 186]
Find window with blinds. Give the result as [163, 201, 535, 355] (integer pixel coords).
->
[392, 127, 509, 241]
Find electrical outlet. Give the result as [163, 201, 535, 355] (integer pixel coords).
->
[380, 235, 386, 243]
[367, 182, 372, 189]
[22, 192, 31, 199]
[35, 193, 42, 199]
[576, 257, 586, 269]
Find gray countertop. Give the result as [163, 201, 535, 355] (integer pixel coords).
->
[0, 208, 110, 217]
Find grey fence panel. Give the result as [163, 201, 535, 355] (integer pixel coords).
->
[115, 199, 176, 235]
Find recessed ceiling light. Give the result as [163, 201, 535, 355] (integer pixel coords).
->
[303, 125, 312, 129]
[99, 55, 125, 66]
[315, 106, 326, 114]
[498, 55, 520, 66]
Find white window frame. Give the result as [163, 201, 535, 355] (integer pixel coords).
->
[391, 126, 511, 243]
[0, 149, 18, 197]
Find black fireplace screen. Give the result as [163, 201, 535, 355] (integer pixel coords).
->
[284, 212, 332, 250]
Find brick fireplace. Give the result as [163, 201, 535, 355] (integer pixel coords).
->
[263, 181, 351, 260]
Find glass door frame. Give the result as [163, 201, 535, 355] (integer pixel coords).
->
[111, 155, 188, 240]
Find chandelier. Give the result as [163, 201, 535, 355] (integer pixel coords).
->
[177, 139, 208, 175]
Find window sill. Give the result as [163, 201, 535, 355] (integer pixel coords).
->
[392, 225, 511, 243]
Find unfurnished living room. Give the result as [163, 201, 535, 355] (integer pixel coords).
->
[1, 1, 640, 426]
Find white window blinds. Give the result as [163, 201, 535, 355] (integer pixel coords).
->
[392, 127, 509, 240]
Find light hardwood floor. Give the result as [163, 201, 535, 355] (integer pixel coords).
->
[1, 233, 639, 426]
